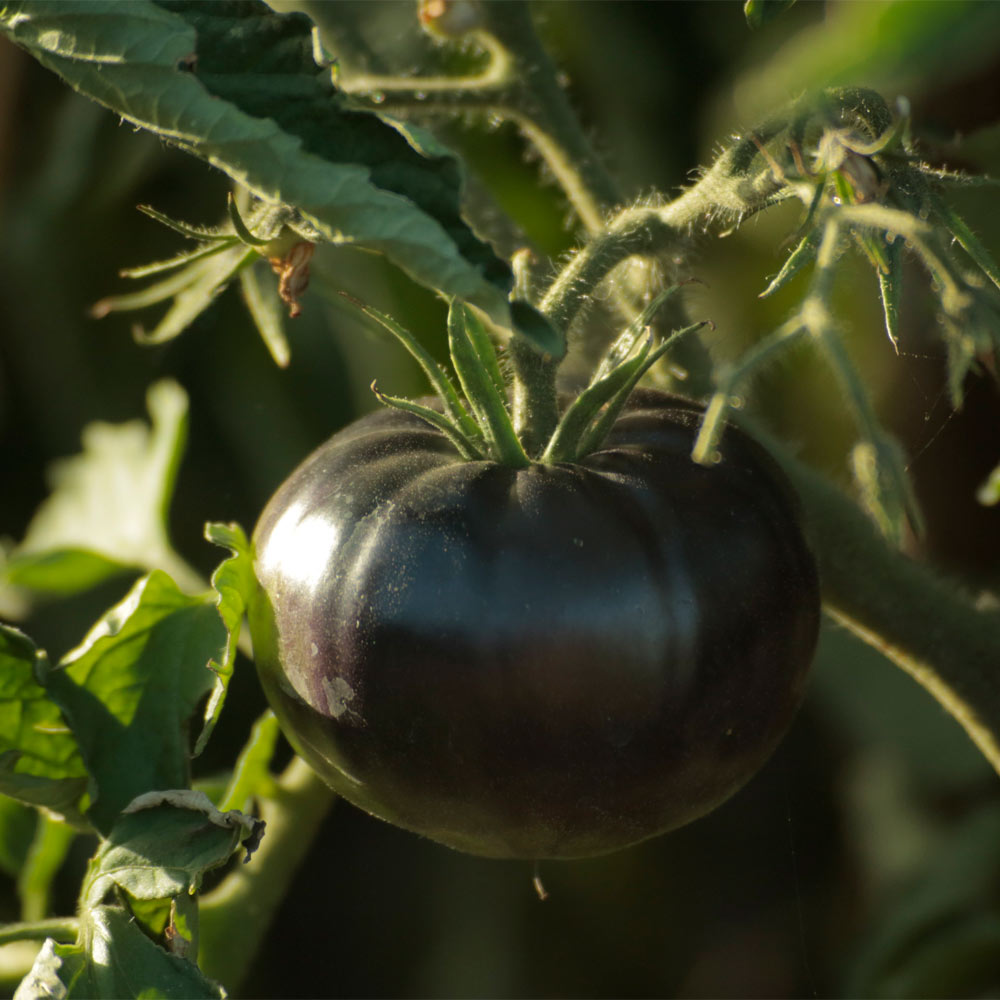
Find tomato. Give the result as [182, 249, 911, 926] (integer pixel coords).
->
[249, 389, 819, 859]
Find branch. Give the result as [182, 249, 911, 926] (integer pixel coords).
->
[0, 918, 78, 947]
[197, 757, 336, 993]
[767, 432, 1000, 774]
[335, 1, 622, 233]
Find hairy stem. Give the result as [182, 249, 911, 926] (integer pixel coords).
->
[538, 190, 721, 398]
[765, 431, 1000, 774]
[337, 2, 621, 233]
[509, 338, 560, 457]
[475, 2, 621, 231]
[197, 757, 335, 993]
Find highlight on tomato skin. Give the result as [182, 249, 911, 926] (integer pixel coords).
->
[250, 389, 820, 860]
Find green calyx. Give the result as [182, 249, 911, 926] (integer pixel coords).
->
[543, 286, 709, 463]
[91, 191, 319, 367]
[345, 285, 705, 469]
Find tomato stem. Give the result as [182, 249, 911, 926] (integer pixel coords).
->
[509, 338, 559, 459]
[197, 757, 335, 993]
[336, 1, 621, 235]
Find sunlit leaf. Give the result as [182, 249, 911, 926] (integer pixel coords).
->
[195, 523, 258, 756]
[0, 625, 89, 824]
[14, 906, 224, 999]
[44, 572, 224, 834]
[0, 0, 513, 324]
[84, 792, 260, 909]
[4, 380, 198, 598]
[218, 712, 281, 814]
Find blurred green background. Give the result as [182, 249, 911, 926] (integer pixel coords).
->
[2, 1, 1000, 996]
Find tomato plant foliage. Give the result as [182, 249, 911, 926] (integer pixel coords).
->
[1, 0, 1000, 997]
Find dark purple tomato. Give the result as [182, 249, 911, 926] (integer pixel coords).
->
[249, 389, 820, 859]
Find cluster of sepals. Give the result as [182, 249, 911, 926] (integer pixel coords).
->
[342, 287, 709, 468]
[693, 88, 1000, 542]
[92, 191, 322, 369]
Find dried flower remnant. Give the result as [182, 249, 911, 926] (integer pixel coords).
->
[269, 242, 315, 318]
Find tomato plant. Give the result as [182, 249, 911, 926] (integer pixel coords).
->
[1, 1, 1000, 997]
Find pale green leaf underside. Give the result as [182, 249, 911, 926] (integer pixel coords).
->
[0, 0, 513, 323]
[86, 796, 252, 908]
[5, 380, 189, 597]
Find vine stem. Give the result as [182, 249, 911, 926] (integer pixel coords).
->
[0, 918, 78, 946]
[197, 756, 336, 993]
[765, 431, 1000, 774]
[18, 815, 75, 923]
[534, 189, 721, 401]
[509, 337, 559, 455]
[336, 2, 622, 234]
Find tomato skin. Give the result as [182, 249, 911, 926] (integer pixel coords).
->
[250, 389, 820, 859]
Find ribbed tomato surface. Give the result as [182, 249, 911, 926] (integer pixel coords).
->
[250, 390, 819, 858]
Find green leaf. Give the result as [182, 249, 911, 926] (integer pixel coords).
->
[137, 204, 233, 242]
[4, 550, 131, 597]
[118, 238, 241, 280]
[0, 795, 36, 877]
[226, 193, 270, 248]
[218, 712, 280, 814]
[168, 895, 198, 960]
[84, 792, 260, 909]
[938, 283, 1000, 408]
[735, 1, 1000, 121]
[91, 260, 217, 318]
[0, 625, 89, 823]
[574, 321, 709, 460]
[44, 572, 224, 834]
[0, 0, 513, 324]
[850, 433, 924, 546]
[195, 524, 258, 757]
[845, 806, 1000, 998]
[4, 380, 199, 598]
[15, 906, 225, 999]
[592, 283, 688, 382]
[545, 335, 655, 463]
[461, 305, 508, 403]
[239, 264, 290, 368]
